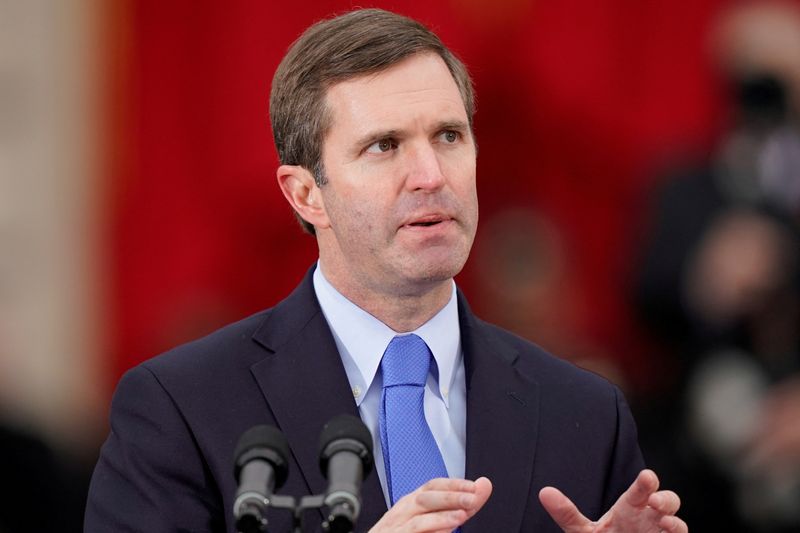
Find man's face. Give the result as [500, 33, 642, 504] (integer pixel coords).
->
[317, 52, 478, 297]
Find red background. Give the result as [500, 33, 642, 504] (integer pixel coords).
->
[106, 0, 734, 398]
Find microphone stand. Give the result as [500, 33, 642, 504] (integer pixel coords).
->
[243, 493, 339, 533]
[235, 415, 371, 533]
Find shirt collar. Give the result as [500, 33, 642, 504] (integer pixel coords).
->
[312, 262, 460, 407]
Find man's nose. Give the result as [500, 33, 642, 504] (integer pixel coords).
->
[404, 143, 446, 192]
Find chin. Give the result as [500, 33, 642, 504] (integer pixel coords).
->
[407, 252, 469, 284]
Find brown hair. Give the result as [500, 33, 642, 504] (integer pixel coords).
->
[270, 8, 475, 234]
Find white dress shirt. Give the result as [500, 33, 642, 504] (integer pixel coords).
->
[312, 263, 467, 506]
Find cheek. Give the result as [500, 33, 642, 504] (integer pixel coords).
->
[330, 193, 384, 245]
[341, 180, 397, 226]
[450, 169, 478, 214]
[443, 154, 476, 189]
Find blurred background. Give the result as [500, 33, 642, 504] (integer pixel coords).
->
[1, 0, 799, 531]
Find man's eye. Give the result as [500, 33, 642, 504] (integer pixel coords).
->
[440, 130, 459, 143]
[366, 139, 396, 153]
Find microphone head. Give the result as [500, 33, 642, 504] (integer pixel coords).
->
[318, 414, 374, 478]
[233, 424, 290, 490]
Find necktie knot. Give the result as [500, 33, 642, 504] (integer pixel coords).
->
[381, 334, 431, 388]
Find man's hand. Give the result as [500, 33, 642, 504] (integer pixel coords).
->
[369, 477, 492, 533]
[539, 469, 686, 532]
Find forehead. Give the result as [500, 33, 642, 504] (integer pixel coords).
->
[323, 53, 467, 136]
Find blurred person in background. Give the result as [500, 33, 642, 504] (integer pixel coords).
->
[635, 1, 800, 531]
[0, 420, 86, 532]
[472, 209, 628, 390]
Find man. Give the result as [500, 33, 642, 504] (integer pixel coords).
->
[86, 8, 686, 532]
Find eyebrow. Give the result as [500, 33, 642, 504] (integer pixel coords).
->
[353, 129, 403, 151]
[436, 120, 470, 133]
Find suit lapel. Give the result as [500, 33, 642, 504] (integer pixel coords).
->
[249, 271, 387, 530]
[458, 294, 541, 532]
[247, 274, 540, 531]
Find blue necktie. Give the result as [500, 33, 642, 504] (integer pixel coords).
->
[379, 334, 450, 505]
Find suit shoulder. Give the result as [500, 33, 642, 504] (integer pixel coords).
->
[138, 308, 273, 381]
[109, 307, 282, 448]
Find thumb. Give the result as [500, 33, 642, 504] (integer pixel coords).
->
[538, 487, 591, 532]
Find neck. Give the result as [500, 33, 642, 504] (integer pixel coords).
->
[318, 261, 453, 333]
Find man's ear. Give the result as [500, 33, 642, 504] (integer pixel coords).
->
[276, 165, 331, 230]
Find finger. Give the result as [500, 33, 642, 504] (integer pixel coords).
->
[418, 477, 478, 493]
[414, 477, 492, 514]
[383, 480, 485, 533]
[406, 508, 468, 533]
[538, 486, 591, 531]
[371, 493, 469, 533]
[415, 489, 477, 512]
[386, 477, 486, 528]
[401, 477, 479, 511]
[648, 490, 681, 516]
[620, 469, 659, 508]
[659, 513, 688, 533]
[463, 477, 492, 519]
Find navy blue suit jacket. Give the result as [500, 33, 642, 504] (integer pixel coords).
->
[85, 269, 644, 532]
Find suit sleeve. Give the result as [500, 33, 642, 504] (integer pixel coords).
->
[84, 365, 226, 532]
[602, 385, 646, 511]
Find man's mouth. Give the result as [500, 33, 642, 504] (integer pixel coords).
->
[404, 214, 450, 228]
[409, 220, 442, 227]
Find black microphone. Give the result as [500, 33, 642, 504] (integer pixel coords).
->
[318, 414, 374, 533]
[233, 425, 290, 533]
